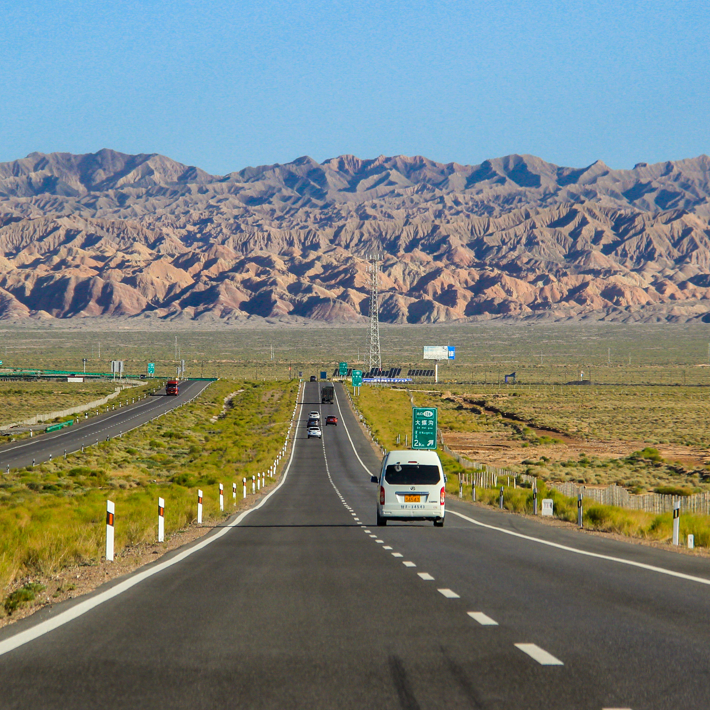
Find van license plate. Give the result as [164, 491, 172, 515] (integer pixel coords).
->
[404, 495, 421, 503]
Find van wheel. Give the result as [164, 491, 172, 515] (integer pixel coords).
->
[376, 511, 387, 526]
[434, 517, 444, 527]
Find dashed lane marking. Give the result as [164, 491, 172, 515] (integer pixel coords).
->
[403, 561, 416, 567]
[515, 643, 564, 666]
[383, 546, 392, 550]
[467, 612, 498, 626]
[418, 572, 435, 581]
[437, 588, 459, 598]
[392, 553, 403, 558]
[375, 539, 384, 543]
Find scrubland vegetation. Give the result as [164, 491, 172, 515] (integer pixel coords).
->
[0, 379, 298, 610]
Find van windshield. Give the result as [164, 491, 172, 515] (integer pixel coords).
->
[384, 464, 440, 486]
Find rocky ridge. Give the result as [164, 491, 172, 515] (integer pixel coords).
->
[1, 149, 710, 324]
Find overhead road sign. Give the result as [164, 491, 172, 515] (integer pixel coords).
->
[412, 407, 438, 450]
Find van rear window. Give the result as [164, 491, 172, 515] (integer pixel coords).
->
[384, 464, 441, 485]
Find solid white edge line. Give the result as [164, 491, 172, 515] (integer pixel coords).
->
[0, 381, 306, 658]
[449, 509, 710, 587]
[467, 611, 498, 626]
[515, 643, 564, 666]
[333, 387, 375, 477]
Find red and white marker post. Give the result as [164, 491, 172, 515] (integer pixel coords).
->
[219, 483, 224, 511]
[106, 500, 115, 561]
[197, 489, 203, 524]
[251, 476, 255, 494]
[158, 497, 165, 542]
[232, 482, 237, 504]
[243, 477, 246, 499]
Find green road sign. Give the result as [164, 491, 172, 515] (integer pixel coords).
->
[412, 407, 438, 449]
[147, 363, 155, 375]
[351, 369, 363, 387]
[339, 361, 348, 377]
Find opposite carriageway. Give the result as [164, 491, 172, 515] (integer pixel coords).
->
[0, 379, 212, 471]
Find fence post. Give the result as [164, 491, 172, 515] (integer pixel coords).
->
[197, 489, 203, 524]
[158, 497, 165, 542]
[106, 500, 115, 561]
[577, 494, 583, 528]
[672, 500, 680, 546]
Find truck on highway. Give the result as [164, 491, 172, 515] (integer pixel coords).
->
[166, 379, 179, 396]
[321, 384, 334, 404]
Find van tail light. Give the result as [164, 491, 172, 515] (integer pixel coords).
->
[380, 486, 385, 505]
[440, 487, 445, 506]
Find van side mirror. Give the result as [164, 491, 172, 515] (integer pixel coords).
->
[370, 475, 378, 483]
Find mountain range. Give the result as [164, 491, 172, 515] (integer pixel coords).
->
[2, 148, 710, 325]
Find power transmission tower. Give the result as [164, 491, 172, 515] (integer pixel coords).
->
[367, 253, 382, 373]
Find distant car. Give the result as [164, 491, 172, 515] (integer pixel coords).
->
[325, 415, 338, 426]
[306, 418, 319, 428]
[308, 411, 321, 420]
[310, 375, 317, 382]
[307, 426, 322, 439]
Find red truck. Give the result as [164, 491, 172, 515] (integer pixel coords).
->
[166, 379, 179, 396]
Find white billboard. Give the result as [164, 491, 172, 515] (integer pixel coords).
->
[423, 346, 455, 360]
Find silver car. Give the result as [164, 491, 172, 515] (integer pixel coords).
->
[307, 426, 322, 439]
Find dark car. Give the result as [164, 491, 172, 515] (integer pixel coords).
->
[325, 415, 338, 426]
[310, 375, 317, 382]
[306, 418, 319, 428]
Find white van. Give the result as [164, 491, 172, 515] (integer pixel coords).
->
[371, 450, 445, 527]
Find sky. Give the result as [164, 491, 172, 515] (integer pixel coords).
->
[0, 0, 708, 175]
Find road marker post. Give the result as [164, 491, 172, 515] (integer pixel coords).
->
[158, 497, 165, 542]
[106, 500, 115, 561]
[32, 458, 35, 467]
[49, 453, 52, 462]
[243, 477, 246, 498]
[688, 533, 695, 549]
[197, 490, 203, 524]
[219, 483, 224, 511]
[577, 494, 583, 528]
[232, 482, 237, 504]
[64, 449, 66, 459]
[257, 474, 261, 491]
[5, 464, 9, 475]
[252, 476, 255, 494]
[499, 486, 504, 509]
[673, 501, 681, 545]
[472, 484, 476, 502]
[459, 476, 462, 499]
[533, 486, 538, 515]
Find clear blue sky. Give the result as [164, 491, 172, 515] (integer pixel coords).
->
[1, 0, 708, 174]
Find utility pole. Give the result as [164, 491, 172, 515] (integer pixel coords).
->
[366, 253, 382, 373]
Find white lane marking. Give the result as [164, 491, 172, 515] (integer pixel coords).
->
[602, 708, 632, 710]
[383, 546, 392, 550]
[468, 611, 498, 626]
[392, 552, 403, 558]
[515, 643, 564, 666]
[375, 539, 384, 543]
[369, 534, 377, 538]
[449, 510, 710, 588]
[403, 561, 416, 567]
[363, 529, 371, 533]
[360, 524, 367, 528]
[333, 388, 376, 477]
[418, 572, 435, 581]
[354, 518, 360, 522]
[0, 382, 305, 658]
[438, 588, 460, 598]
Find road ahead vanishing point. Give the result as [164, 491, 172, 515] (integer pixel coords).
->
[1, 381, 709, 709]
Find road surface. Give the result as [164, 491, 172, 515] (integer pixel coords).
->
[0, 380, 709, 709]
[0, 379, 211, 471]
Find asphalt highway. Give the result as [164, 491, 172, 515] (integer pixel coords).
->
[0, 379, 211, 470]
[1, 381, 709, 709]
